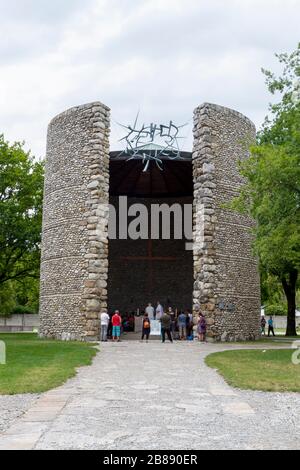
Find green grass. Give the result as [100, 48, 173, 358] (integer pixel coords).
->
[272, 328, 300, 337]
[206, 349, 300, 393]
[0, 333, 98, 395]
[232, 338, 298, 346]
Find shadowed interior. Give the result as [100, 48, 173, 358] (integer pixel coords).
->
[108, 152, 194, 315]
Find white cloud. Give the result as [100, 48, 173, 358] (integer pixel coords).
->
[0, 0, 299, 157]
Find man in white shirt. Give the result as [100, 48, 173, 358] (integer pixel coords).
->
[145, 303, 155, 320]
[156, 301, 164, 321]
[100, 311, 110, 342]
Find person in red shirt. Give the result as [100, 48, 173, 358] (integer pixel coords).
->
[112, 310, 122, 342]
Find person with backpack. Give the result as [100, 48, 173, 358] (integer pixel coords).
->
[141, 313, 151, 342]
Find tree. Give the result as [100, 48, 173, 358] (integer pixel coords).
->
[232, 44, 300, 336]
[0, 135, 44, 313]
[260, 271, 287, 313]
[0, 282, 16, 315]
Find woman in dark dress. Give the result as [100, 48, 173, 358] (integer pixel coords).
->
[197, 312, 207, 342]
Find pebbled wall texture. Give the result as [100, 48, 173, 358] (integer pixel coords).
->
[193, 103, 261, 341]
[39, 102, 110, 341]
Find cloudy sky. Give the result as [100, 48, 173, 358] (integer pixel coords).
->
[0, 0, 299, 157]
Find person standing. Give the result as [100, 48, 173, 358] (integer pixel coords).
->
[160, 311, 173, 343]
[178, 311, 187, 340]
[107, 312, 113, 339]
[112, 310, 122, 342]
[141, 313, 151, 342]
[168, 307, 176, 337]
[185, 311, 191, 339]
[261, 316, 267, 336]
[197, 312, 207, 342]
[187, 310, 194, 338]
[128, 312, 135, 332]
[100, 310, 110, 342]
[268, 316, 275, 337]
[156, 301, 164, 321]
[145, 303, 155, 320]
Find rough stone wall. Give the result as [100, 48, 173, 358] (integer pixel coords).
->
[193, 103, 261, 341]
[39, 102, 110, 341]
[108, 197, 193, 314]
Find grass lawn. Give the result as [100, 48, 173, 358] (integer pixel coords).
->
[0, 333, 98, 395]
[233, 338, 299, 347]
[206, 349, 300, 393]
[272, 328, 300, 337]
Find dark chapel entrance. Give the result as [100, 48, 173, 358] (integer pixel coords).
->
[108, 149, 194, 315]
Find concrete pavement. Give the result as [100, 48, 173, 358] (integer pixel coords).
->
[0, 340, 299, 450]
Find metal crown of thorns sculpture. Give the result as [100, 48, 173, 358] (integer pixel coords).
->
[117, 113, 188, 172]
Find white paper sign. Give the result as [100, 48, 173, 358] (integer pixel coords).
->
[150, 320, 161, 336]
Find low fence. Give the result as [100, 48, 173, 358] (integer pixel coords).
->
[0, 314, 299, 334]
[271, 316, 300, 330]
[0, 314, 39, 333]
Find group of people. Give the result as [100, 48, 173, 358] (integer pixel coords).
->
[141, 303, 207, 344]
[100, 310, 122, 342]
[142, 302, 206, 343]
[101, 307, 281, 343]
[100, 311, 137, 342]
[99, 302, 207, 343]
[261, 316, 276, 337]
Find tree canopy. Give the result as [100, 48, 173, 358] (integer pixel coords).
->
[232, 44, 300, 336]
[0, 135, 44, 314]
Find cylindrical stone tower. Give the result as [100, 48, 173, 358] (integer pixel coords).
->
[39, 102, 110, 341]
[193, 103, 261, 341]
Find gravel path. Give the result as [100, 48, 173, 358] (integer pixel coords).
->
[0, 395, 39, 433]
[0, 341, 299, 450]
